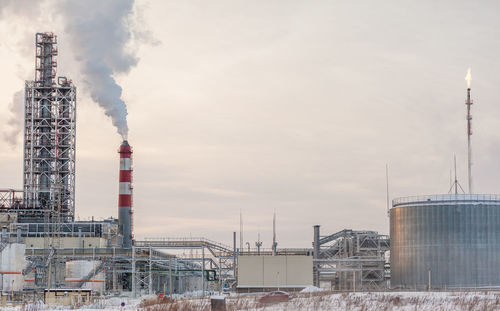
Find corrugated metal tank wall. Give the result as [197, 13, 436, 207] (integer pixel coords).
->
[390, 194, 500, 289]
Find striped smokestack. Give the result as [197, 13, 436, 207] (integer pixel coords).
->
[118, 140, 133, 248]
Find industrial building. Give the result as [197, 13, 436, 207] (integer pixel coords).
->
[0, 33, 240, 302]
[388, 70, 500, 290]
[0, 32, 393, 305]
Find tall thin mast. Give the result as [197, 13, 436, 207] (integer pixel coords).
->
[386, 164, 390, 217]
[240, 209, 243, 252]
[465, 68, 473, 194]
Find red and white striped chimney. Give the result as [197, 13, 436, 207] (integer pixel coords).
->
[118, 140, 133, 248]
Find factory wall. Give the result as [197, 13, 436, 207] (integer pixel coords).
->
[237, 255, 313, 289]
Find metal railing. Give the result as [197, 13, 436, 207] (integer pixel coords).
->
[392, 194, 500, 208]
[142, 237, 233, 252]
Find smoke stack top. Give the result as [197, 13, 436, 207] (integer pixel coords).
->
[119, 140, 132, 156]
[465, 67, 472, 89]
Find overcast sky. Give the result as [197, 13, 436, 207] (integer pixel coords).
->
[1, 0, 500, 248]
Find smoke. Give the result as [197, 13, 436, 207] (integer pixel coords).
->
[2, 0, 153, 143]
[59, 0, 144, 140]
[0, 1, 42, 147]
[0, 0, 42, 19]
[3, 90, 24, 146]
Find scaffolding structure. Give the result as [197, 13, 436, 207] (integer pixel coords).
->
[313, 227, 389, 291]
[0, 189, 22, 209]
[23, 33, 76, 222]
[133, 237, 237, 296]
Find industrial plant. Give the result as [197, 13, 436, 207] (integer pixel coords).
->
[0, 31, 497, 307]
[388, 69, 500, 290]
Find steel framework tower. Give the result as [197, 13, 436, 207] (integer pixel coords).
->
[23, 33, 76, 221]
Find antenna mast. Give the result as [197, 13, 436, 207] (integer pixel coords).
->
[272, 211, 277, 256]
[239, 209, 243, 252]
[465, 68, 473, 194]
[448, 154, 465, 194]
[386, 164, 390, 217]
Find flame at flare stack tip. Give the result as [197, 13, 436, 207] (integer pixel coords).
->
[465, 67, 472, 89]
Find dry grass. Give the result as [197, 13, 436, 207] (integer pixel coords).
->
[139, 296, 210, 311]
[137, 292, 500, 311]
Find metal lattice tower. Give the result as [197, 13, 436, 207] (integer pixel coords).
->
[23, 33, 76, 222]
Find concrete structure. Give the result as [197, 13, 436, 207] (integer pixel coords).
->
[391, 194, 500, 289]
[237, 255, 313, 291]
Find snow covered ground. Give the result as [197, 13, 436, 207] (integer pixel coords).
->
[2, 291, 500, 310]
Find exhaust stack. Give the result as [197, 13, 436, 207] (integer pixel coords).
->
[118, 140, 133, 248]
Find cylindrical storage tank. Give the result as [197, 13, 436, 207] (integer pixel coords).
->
[65, 260, 105, 293]
[390, 194, 500, 289]
[0, 243, 26, 292]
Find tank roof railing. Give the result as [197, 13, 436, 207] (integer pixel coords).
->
[393, 194, 500, 208]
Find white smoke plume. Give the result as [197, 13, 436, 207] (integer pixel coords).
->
[3, 90, 24, 146]
[0, 1, 42, 147]
[59, 0, 142, 140]
[1, 0, 153, 143]
[0, 0, 41, 19]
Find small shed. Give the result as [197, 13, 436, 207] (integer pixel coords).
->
[44, 288, 92, 306]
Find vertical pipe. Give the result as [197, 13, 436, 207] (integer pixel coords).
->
[169, 257, 172, 297]
[149, 247, 153, 295]
[218, 256, 222, 294]
[201, 247, 205, 296]
[2, 227, 7, 242]
[175, 258, 178, 294]
[78, 228, 82, 248]
[313, 225, 320, 287]
[16, 227, 21, 243]
[113, 248, 117, 292]
[428, 268, 431, 291]
[132, 246, 136, 297]
[233, 232, 237, 285]
[313, 225, 320, 258]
